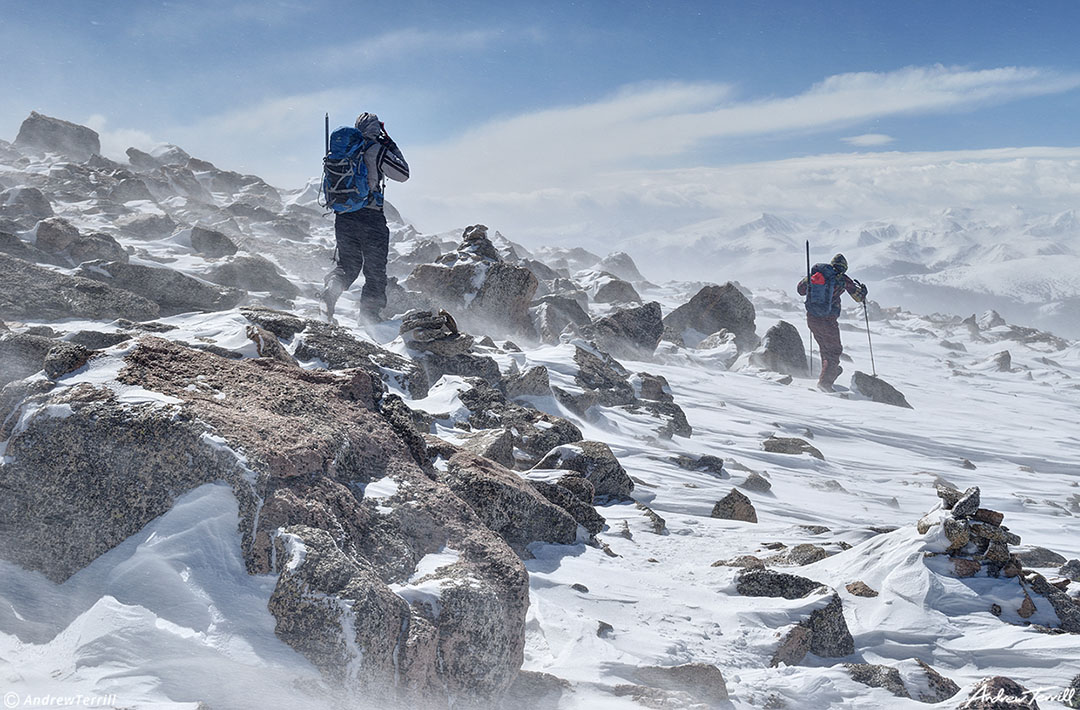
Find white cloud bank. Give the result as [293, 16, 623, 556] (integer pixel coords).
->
[397, 64, 1080, 237]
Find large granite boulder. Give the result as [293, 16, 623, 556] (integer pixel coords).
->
[406, 225, 538, 338]
[851, 371, 913, 409]
[581, 301, 663, 360]
[441, 451, 580, 555]
[0, 187, 54, 229]
[75, 260, 244, 316]
[663, 283, 757, 351]
[201, 253, 299, 300]
[530, 295, 592, 345]
[293, 320, 429, 399]
[0, 337, 532, 708]
[532, 441, 633, 500]
[747, 320, 807, 376]
[14, 111, 100, 161]
[0, 253, 159, 322]
[189, 226, 239, 257]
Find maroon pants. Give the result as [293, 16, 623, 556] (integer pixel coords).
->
[807, 314, 843, 387]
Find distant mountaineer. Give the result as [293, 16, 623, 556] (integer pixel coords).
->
[797, 253, 868, 391]
[320, 112, 409, 322]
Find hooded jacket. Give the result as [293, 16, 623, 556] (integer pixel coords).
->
[354, 112, 409, 210]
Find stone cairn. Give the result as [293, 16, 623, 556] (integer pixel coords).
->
[400, 309, 472, 358]
[920, 485, 1080, 631]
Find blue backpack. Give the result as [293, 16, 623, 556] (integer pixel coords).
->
[805, 263, 838, 317]
[321, 126, 383, 212]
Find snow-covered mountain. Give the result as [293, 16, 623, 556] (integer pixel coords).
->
[2, 113, 1080, 710]
[627, 208, 1080, 338]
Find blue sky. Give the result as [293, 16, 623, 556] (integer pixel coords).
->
[3, 1, 1080, 239]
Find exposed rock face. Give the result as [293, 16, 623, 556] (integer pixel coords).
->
[663, 283, 757, 351]
[0, 337, 531, 707]
[76, 260, 244, 315]
[956, 676, 1039, 709]
[190, 225, 238, 257]
[504, 365, 550, 399]
[533, 441, 634, 500]
[0, 333, 88, 386]
[0, 253, 159, 322]
[201, 253, 299, 300]
[15, 111, 100, 161]
[850, 371, 913, 409]
[748, 321, 807, 376]
[845, 581, 878, 597]
[406, 225, 538, 338]
[913, 659, 961, 703]
[581, 301, 663, 359]
[805, 594, 855, 657]
[711, 488, 758, 523]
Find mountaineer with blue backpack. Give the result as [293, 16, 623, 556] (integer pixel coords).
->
[797, 253, 868, 391]
[320, 112, 409, 322]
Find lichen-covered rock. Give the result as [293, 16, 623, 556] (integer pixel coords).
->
[736, 569, 824, 599]
[245, 325, 297, 365]
[845, 581, 878, 597]
[805, 593, 855, 657]
[783, 543, 828, 565]
[850, 371, 913, 409]
[529, 480, 605, 536]
[845, 664, 910, 699]
[241, 306, 308, 340]
[15, 111, 100, 161]
[0, 253, 160, 322]
[75, 260, 244, 316]
[441, 452, 580, 555]
[533, 441, 633, 500]
[0, 336, 532, 706]
[33, 216, 82, 253]
[711, 488, 758, 523]
[663, 283, 757, 351]
[293, 320, 428, 399]
[952, 486, 982, 520]
[504, 365, 550, 399]
[0, 332, 55, 386]
[1027, 573, 1080, 633]
[740, 471, 772, 492]
[771, 624, 812, 667]
[499, 670, 569, 710]
[912, 659, 961, 703]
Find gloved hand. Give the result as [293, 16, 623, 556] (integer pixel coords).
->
[378, 132, 398, 152]
[853, 283, 868, 303]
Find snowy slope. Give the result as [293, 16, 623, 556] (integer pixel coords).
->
[3, 137, 1080, 709]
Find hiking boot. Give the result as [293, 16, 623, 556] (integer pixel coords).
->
[320, 275, 344, 323]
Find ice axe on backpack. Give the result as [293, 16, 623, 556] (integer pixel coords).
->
[805, 240, 814, 377]
[851, 278, 877, 377]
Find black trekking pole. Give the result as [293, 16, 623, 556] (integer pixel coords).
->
[854, 279, 877, 377]
[805, 240, 814, 377]
[324, 113, 330, 155]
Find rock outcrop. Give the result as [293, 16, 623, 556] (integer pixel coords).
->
[406, 225, 538, 338]
[580, 301, 663, 360]
[0, 337, 536, 708]
[663, 283, 757, 351]
[15, 111, 100, 161]
[851, 371, 913, 408]
[747, 320, 807, 376]
[0, 253, 159, 322]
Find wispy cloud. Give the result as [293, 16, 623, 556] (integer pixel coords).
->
[401, 64, 1080, 231]
[842, 133, 895, 147]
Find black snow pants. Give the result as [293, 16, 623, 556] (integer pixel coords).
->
[328, 208, 390, 315]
